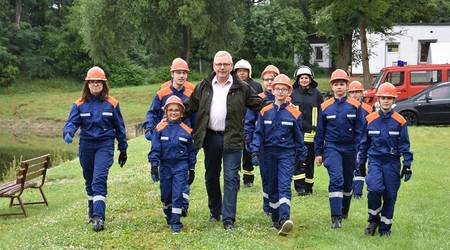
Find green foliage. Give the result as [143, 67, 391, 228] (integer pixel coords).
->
[0, 45, 18, 87]
[108, 60, 148, 87]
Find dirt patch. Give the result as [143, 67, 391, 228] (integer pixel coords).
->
[0, 118, 64, 137]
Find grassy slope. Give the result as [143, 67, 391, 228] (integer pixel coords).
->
[0, 127, 449, 249]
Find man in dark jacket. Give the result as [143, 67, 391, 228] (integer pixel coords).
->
[234, 59, 263, 187]
[290, 66, 324, 196]
[184, 51, 266, 230]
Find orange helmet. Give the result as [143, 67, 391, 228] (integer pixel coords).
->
[261, 65, 280, 78]
[85, 66, 107, 81]
[329, 69, 349, 84]
[376, 82, 397, 98]
[170, 58, 190, 72]
[272, 74, 292, 90]
[164, 95, 185, 113]
[349, 81, 364, 92]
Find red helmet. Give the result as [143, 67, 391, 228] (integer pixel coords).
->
[164, 95, 185, 113]
[85, 66, 107, 81]
[329, 69, 349, 84]
[261, 65, 280, 78]
[272, 74, 292, 90]
[170, 58, 189, 72]
[376, 82, 398, 98]
[349, 81, 364, 92]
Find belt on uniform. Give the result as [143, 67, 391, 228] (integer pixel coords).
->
[207, 129, 224, 135]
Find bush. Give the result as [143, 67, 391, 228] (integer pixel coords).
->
[108, 60, 148, 87]
[0, 46, 19, 87]
[147, 66, 171, 84]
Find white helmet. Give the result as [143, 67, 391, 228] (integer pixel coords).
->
[294, 65, 314, 78]
[234, 59, 252, 78]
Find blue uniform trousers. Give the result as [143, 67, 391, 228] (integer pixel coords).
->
[160, 161, 188, 231]
[323, 144, 356, 216]
[353, 168, 365, 197]
[263, 147, 295, 224]
[79, 139, 114, 220]
[256, 147, 270, 214]
[366, 156, 401, 233]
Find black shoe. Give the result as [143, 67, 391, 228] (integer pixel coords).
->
[172, 228, 181, 235]
[353, 194, 362, 200]
[92, 217, 104, 232]
[296, 188, 307, 196]
[223, 221, 235, 230]
[244, 182, 253, 188]
[87, 217, 94, 225]
[209, 214, 220, 223]
[278, 220, 293, 236]
[364, 222, 379, 236]
[303, 189, 313, 196]
[342, 212, 349, 219]
[331, 216, 342, 229]
[181, 208, 188, 217]
[380, 231, 391, 237]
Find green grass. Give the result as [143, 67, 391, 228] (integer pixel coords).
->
[1, 127, 449, 249]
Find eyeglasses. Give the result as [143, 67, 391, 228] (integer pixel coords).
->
[214, 63, 231, 68]
[88, 81, 103, 85]
[273, 88, 289, 93]
[263, 78, 274, 82]
[167, 108, 181, 112]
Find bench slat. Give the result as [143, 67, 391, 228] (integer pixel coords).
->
[25, 169, 46, 181]
[21, 154, 51, 166]
[0, 181, 18, 193]
[27, 161, 49, 173]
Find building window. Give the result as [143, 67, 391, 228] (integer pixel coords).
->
[410, 70, 441, 85]
[418, 40, 437, 63]
[314, 46, 323, 62]
[387, 43, 399, 52]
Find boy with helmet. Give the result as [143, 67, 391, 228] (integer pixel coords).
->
[291, 65, 324, 196]
[314, 69, 364, 229]
[244, 65, 279, 215]
[250, 74, 308, 236]
[143, 57, 195, 216]
[358, 82, 413, 237]
[63, 66, 128, 231]
[148, 95, 197, 234]
[348, 81, 373, 199]
[234, 59, 263, 187]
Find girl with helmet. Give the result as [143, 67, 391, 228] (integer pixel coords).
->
[314, 69, 364, 229]
[358, 82, 413, 237]
[290, 65, 324, 196]
[63, 66, 128, 231]
[348, 81, 374, 199]
[148, 95, 197, 234]
[244, 64, 279, 215]
[249, 74, 307, 236]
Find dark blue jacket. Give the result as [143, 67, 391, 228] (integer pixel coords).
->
[63, 96, 128, 151]
[314, 96, 364, 156]
[244, 90, 275, 142]
[149, 120, 197, 169]
[358, 110, 413, 166]
[250, 102, 307, 161]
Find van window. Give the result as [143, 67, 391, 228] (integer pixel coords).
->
[410, 70, 441, 85]
[385, 71, 404, 86]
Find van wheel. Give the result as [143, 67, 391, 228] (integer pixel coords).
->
[401, 111, 418, 126]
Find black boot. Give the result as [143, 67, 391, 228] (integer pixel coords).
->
[93, 217, 104, 232]
[364, 222, 379, 236]
[331, 216, 342, 229]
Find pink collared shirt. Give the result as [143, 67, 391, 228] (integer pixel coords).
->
[209, 75, 233, 131]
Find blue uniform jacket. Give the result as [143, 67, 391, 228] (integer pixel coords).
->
[314, 96, 364, 156]
[143, 84, 193, 131]
[244, 91, 275, 142]
[149, 120, 197, 170]
[250, 102, 307, 162]
[63, 96, 128, 151]
[358, 110, 413, 167]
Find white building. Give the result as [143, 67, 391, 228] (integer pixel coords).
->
[352, 23, 450, 74]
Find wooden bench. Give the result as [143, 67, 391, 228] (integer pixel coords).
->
[0, 154, 51, 217]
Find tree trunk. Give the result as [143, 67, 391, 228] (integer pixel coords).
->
[15, 0, 22, 29]
[359, 14, 371, 87]
[182, 26, 192, 62]
[335, 33, 352, 70]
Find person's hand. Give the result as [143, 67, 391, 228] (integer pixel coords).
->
[251, 153, 260, 166]
[359, 164, 366, 177]
[64, 133, 73, 144]
[118, 151, 127, 167]
[188, 170, 195, 185]
[315, 156, 323, 166]
[151, 166, 159, 182]
[144, 129, 152, 141]
[401, 165, 412, 182]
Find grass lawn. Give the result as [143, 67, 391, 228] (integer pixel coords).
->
[1, 126, 449, 249]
